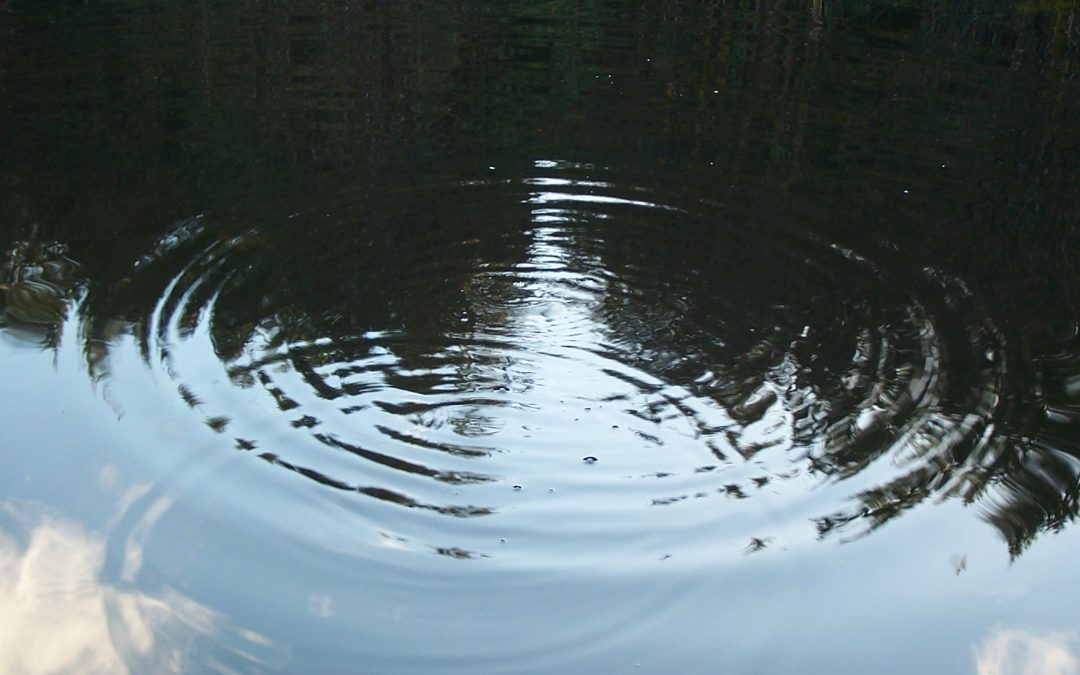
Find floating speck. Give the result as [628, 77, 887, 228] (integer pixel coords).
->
[583, 456, 598, 463]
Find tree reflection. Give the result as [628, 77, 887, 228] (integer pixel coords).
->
[0, 235, 81, 351]
[1, 0, 1077, 558]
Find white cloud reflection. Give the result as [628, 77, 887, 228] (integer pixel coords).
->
[0, 499, 274, 675]
[975, 629, 1079, 675]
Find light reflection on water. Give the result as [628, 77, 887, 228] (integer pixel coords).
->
[3, 165, 1080, 672]
[2, 0, 1080, 672]
[50, 167, 1070, 568]
[0, 496, 278, 675]
[975, 630, 1080, 675]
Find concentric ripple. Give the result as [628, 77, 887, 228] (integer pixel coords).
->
[85, 162, 1041, 564]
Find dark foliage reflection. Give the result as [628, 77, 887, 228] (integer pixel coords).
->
[1, 236, 80, 344]
[1, 0, 1078, 561]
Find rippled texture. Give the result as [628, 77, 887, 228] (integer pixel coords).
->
[2, 1, 1080, 672]
[75, 163, 1074, 566]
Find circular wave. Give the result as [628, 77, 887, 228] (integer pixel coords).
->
[85, 162, 1024, 564]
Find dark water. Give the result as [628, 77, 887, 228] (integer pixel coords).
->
[2, 2, 1079, 673]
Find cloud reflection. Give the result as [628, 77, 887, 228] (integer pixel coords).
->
[0, 499, 274, 674]
[975, 629, 1079, 675]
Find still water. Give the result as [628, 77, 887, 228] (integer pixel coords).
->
[2, 1, 1079, 673]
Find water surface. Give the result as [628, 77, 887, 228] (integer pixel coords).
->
[2, 2, 1079, 673]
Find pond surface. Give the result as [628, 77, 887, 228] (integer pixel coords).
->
[2, 1, 1079, 673]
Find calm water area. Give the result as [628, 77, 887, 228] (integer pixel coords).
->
[2, 1, 1079, 673]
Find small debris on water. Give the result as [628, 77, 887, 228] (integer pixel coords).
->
[745, 537, 771, 553]
[512, 484, 523, 490]
[583, 456, 598, 463]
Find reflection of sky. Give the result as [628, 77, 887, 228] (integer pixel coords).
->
[0, 323, 278, 672]
[2, 203, 1080, 673]
[0, 497, 274, 675]
[975, 630, 1079, 675]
